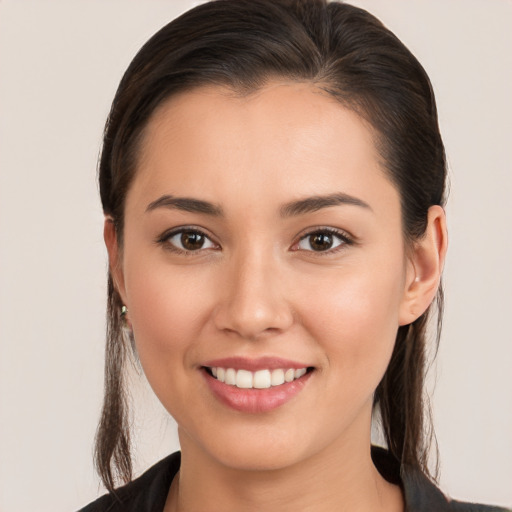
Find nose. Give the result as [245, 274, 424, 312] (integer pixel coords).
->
[213, 250, 294, 341]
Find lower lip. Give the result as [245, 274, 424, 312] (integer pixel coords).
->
[202, 369, 313, 413]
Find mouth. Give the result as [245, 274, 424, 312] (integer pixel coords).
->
[200, 359, 315, 413]
[204, 366, 313, 389]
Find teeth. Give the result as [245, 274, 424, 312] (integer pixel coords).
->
[209, 366, 308, 389]
[295, 368, 307, 378]
[253, 369, 271, 389]
[225, 368, 236, 385]
[236, 369, 253, 388]
[271, 368, 285, 386]
[284, 369, 295, 382]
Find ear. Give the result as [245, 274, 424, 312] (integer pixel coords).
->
[399, 205, 448, 326]
[104, 217, 127, 303]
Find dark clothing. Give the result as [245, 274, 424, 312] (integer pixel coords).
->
[79, 448, 511, 511]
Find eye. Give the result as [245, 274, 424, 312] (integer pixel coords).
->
[294, 228, 352, 253]
[159, 228, 218, 253]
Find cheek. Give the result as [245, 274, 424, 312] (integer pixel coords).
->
[298, 261, 405, 384]
[123, 259, 211, 383]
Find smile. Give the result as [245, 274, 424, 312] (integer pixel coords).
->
[207, 367, 308, 389]
[201, 359, 314, 413]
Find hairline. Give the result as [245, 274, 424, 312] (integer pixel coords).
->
[117, 78, 403, 242]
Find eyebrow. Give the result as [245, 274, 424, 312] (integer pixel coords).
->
[146, 195, 224, 216]
[146, 192, 371, 218]
[280, 193, 372, 217]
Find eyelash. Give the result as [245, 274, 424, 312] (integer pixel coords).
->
[156, 226, 354, 256]
[156, 226, 219, 255]
[292, 227, 354, 256]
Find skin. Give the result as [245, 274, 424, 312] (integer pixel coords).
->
[105, 82, 447, 512]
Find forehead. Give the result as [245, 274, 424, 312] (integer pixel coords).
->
[130, 81, 396, 213]
[141, 81, 379, 160]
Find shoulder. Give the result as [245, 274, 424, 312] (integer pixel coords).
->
[400, 462, 511, 512]
[447, 501, 512, 512]
[77, 452, 181, 512]
[371, 446, 511, 512]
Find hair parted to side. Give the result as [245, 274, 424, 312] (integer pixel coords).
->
[96, 0, 446, 493]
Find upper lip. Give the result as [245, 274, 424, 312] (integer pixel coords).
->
[202, 356, 311, 372]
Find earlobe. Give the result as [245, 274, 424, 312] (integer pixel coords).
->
[103, 217, 127, 302]
[399, 205, 448, 326]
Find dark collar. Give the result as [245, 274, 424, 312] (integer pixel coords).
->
[79, 449, 510, 512]
[371, 446, 510, 512]
[372, 445, 451, 511]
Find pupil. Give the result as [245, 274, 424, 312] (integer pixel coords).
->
[310, 233, 333, 251]
[181, 231, 204, 250]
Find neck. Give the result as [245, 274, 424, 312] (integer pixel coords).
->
[165, 425, 403, 512]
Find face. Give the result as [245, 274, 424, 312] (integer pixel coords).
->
[112, 82, 419, 471]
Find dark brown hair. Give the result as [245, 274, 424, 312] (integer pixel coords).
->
[96, 0, 446, 492]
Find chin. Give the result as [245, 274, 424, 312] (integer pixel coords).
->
[215, 443, 305, 472]
[181, 422, 312, 472]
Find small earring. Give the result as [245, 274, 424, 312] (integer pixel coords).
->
[120, 305, 133, 332]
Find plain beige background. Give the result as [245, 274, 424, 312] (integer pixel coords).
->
[0, 1, 511, 510]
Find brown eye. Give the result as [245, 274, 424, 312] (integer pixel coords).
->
[181, 231, 206, 250]
[164, 229, 216, 253]
[308, 233, 334, 251]
[295, 229, 350, 253]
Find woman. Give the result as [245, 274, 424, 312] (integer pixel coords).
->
[79, 1, 510, 511]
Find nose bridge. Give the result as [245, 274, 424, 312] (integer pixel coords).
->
[214, 241, 293, 339]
